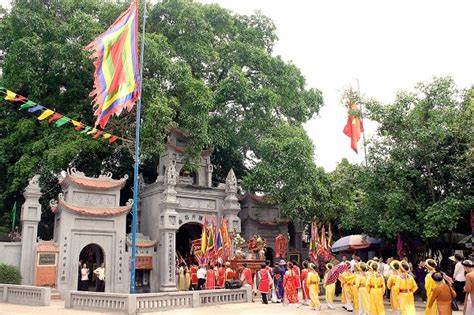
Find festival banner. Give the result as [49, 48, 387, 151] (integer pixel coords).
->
[0, 87, 130, 145]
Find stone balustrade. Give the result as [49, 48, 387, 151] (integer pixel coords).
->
[0, 284, 51, 306]
[66, 286, 252, 314]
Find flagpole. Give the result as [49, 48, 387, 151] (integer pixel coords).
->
[130, 0, 147, 294]
[355, 79, 368, 166]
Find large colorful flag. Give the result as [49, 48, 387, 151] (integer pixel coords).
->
[85, 0, 140, 128]
[201, 219, 207, 254]
[207, 221, 215, 252]
[343, 102, 364, 153]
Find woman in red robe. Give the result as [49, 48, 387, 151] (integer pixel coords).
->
[225, 262, 235, 283]
[283, 262, 299, 304]
[257, 263, 272, 304]
[216, 264, 225, 288]
[300, 261, 309, 305]
[205, 263, 216, 289]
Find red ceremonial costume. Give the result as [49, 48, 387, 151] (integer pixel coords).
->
[225, 268, 234, 282]
[217, 267, 225, 287]
[301, 268, 309, 300]
[242, 267, 253, 285]
[258, 269, 271, 293]
[190, 266, 198, 285]
[293, 266, 301, 289]
[206, 268, 216, 289]
[283, 269, 299, 303]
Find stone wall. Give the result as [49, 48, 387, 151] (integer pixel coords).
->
[65, 287, 252, 315]
[0, 242, 21, 269]
[0, 284, 51, 306]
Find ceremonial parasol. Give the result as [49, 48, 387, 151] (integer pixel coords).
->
[331, 234, 381, 252]
[325, 263, 348, 285]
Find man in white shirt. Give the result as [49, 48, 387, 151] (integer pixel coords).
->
[93, 263, 105, 292]
[452, 254, 466, 304]
[197, 265, 207, 290]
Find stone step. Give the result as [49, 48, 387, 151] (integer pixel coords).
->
[51, 288, 63, 300]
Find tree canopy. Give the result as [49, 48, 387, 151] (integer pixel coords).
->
[0, 0, 323, 236]
[335, 78, 473, 241]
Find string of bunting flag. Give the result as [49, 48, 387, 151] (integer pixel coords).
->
[0, 86, 132, 144]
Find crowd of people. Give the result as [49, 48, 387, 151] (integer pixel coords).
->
[177, 254, 474, 314]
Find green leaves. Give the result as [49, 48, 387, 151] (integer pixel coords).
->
[0, 0, 323, 237]
[337, 78, 473, 242]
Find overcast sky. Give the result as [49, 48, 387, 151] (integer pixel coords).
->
[198, 0, 474, 170]
[1, 0, 473, 170]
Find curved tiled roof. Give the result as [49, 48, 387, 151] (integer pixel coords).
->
[60, 174, 127, 190]
[137, 240, 156, 248]
[53, 199, 131, 217]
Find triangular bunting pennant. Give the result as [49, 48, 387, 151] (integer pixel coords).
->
[71, 120, 84, 131]
[19, 100, 37, 110]
[86, 128, 98, 135]
[55, 116, 71, 127]
[5, 90, 17, 101]
[28, 105, 45, 113]
[2, 86, 125, 145]
[81, 126, 92, 134]
[37, 109, 55, 121]
[92, 130, 103, 139]
[109, 136, 118, 144]
[4, 90, 26, 102]
[48, 113, 63, 123]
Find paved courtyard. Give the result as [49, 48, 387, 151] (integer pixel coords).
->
[0, 300, 464, 315]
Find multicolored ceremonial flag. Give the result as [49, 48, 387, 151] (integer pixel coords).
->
[343, 102, 364, 153]
[309, 221, 319, 262]
[85, 0, 140, 128]
[201, 219, 208, 254]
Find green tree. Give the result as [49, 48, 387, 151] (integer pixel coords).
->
[0, 0, 323, 236]
[339, 78, 473, 241]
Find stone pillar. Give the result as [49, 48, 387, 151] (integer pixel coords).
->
[223, 169, 241, 233]
[20, 175, 42, 285]
[158, 160, 179, 291]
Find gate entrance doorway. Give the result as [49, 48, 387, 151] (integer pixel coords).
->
[78, 243, 104, 291]
[176, 223, 202, 265]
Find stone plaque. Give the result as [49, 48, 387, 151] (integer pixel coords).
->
[37, 253, 57, 266]
[72, 191, 116, 207]
[177, 197, 216, 211]
[178, 212, 206, 226]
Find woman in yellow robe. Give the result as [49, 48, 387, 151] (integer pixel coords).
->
[424, 259, 438, 315]
[358, 262, 371, 315]
[352, 263, 362, 313]
[368, 261, 386, 315]
[387, 260, 401, 315]
[397, 261, 418, 315]
[339, 265, 356, 311]
[323, 263, 336, 310]
[307, 263, 321, 310]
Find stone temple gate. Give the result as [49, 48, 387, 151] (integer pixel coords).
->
[0, 129, 307, 294]
[140, 129, 241, 291]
